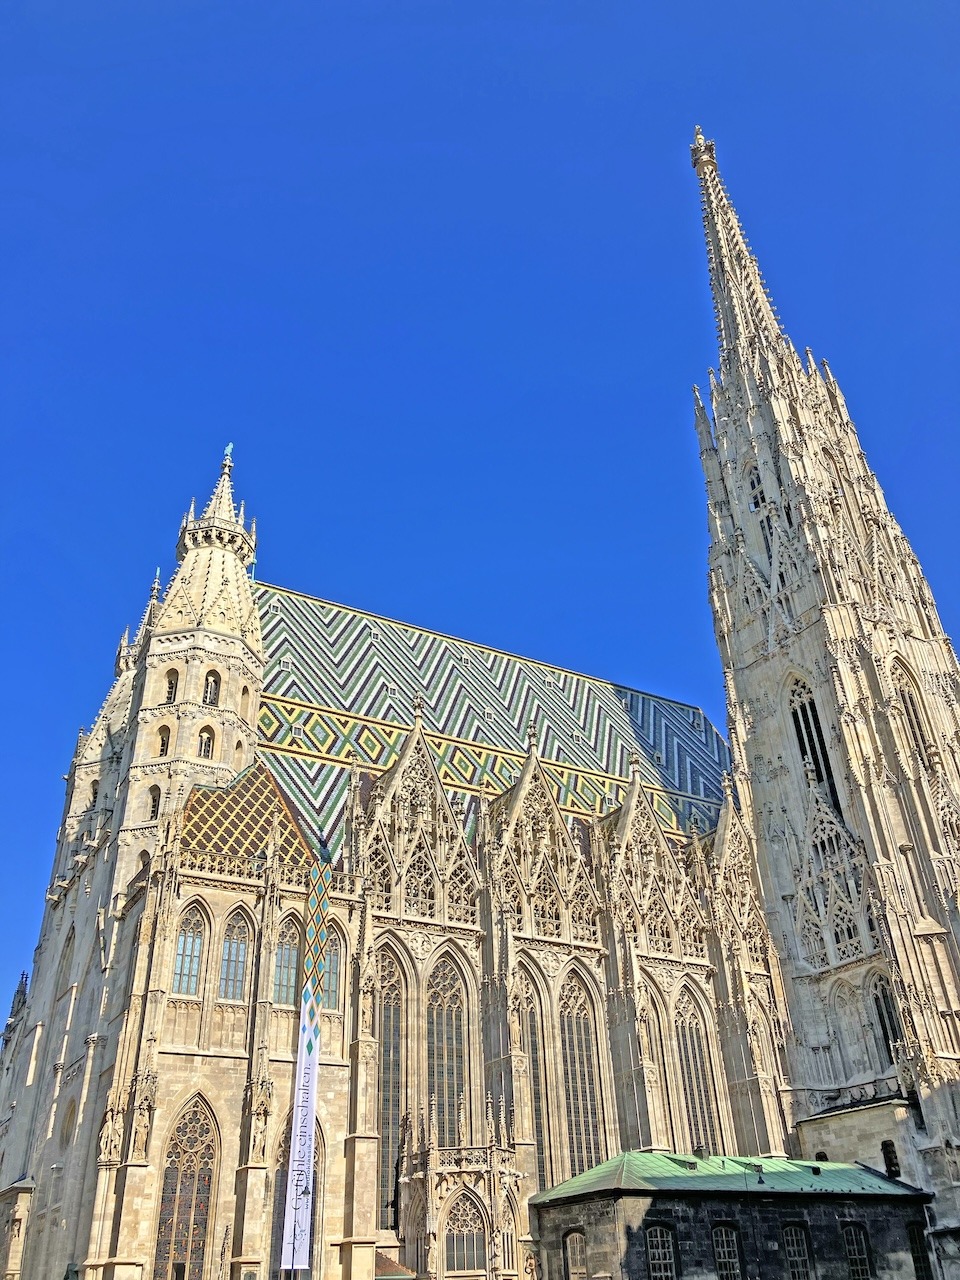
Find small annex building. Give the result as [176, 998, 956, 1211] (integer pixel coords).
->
[528, 1152, 934, 1280]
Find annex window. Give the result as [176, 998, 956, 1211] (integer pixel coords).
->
[676, 992, 721, 1155]
[158, 726, 171, 758]
[172, 908, 204, 997]
[320, 931, 341, 1010]
[153, 1096, 217, 1280]
[559, 974, 603, 1177]
[164, 670, 179, 704]
[783, 1225, 813, 1280]
[645, 1226, 677, 1280]
[444, 1194, 486, 1273]
[273, 919, 301, 1006]
[202, 671, 221, 707]
[789, 678, 841, 813]
[713, 1225, 743, 1280]
[564, 1232, 587, 1280]
[198, 728, 215, 760]
[842, 1225, 872, 1280]
[149, 785, 162, 822]
[377, 952, 404, 1230]
[427, 958, 467, 1148]
[908, 1225, 934, 1280]
[218, 913, 248, 1001]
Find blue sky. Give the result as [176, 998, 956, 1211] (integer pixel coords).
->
[1, 0, 958, 998]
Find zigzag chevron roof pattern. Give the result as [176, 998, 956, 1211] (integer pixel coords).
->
[254, 583, 731, 855]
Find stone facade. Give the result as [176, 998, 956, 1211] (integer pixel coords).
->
[0, 131, 959, 1280]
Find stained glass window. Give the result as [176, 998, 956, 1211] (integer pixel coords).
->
[444, 1194, 486, 1272]
[427, 958, 467, 1148]
[319, 931, 341, 1010]
[273, 920, 301, 1007]
[219, 913, 248, 1001]
[559, 974, 602, 1176]
[676, 993, 721, 1155]
[173, 909, 204, 997]
[377, 952, 403, 1230]
[153, 1097, 217, 1280]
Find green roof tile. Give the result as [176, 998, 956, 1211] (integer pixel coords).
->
[529, 1152, 928, 1205]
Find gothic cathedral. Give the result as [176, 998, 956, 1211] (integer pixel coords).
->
[2, 132, 960, 1280]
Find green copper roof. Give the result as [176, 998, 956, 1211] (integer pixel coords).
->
[529, 1152, 928, 1204]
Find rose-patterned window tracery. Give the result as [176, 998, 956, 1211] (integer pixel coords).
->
[153, 1097, 217, 1280]
[404, 852, 436, 919]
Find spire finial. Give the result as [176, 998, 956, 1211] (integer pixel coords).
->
[692, 130, 783, 364]
[151, 567, 161, 601]
[175, 449, 256, 566]
[413, 692, 424, 724]
[223, 441, 234, 467]
[526, 721, 538, 754]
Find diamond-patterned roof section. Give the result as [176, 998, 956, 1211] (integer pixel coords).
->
[179, 758, 314, 878]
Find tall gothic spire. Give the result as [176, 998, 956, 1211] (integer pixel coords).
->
[175, 442, 256, 567]
[690, 127, 787, 370]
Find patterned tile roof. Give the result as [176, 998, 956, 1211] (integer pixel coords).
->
[254, 584, 732, 856]
[529, 1152, 929, 1203]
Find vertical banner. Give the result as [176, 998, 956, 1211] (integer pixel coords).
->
[281, 840, 332, 1274]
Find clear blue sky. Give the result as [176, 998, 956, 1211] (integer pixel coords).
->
[1, 0, 957, 1000]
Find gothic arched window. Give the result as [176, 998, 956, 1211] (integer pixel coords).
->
[202, 671, 221, 707]
[893, 666, 931, 770]
[164, 670, 179, 704]
[646, 898, 673, 954]
[504, 880, 525, 933]
[675, 993, 721, 1155]
[320, 931, 341, 1010]
[273, 919, 301, 1007]
[788, 678, 841, 813]
[377, 952, 404, 1230]
[218, 913, 249, 1001]
[153, 1096, 217, 1280]
[197, 727, 215, 760]
[447, 857, 478, 924]
[869, 973, 901, 1068]
[427, 958, 467, 1148]
[783, 1225, 813, 1280]
[240, 685, 250, 719]
[559, 974, 603, 1177]
[679, 903, 706, 958]
[158, 726, 171, 758]
[517, 972, 549, 1191]
[831, 902, 863, 963]
[404, 852, 436, 918]
[712, 1225, 743, 1280]
[149, 785, 162, 822]
[173, 908, 204, 996]
[444, 1194, 486, 1273]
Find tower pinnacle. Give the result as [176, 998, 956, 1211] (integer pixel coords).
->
[176, 445, 256, 566]
[691, 128, 785, 368]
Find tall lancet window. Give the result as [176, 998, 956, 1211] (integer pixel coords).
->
[675, 991, 722, 1155]
[893, 666, 931, 770]
[377, 952, 404, 1230]
[559, 974, 603, 1177]
[516, 971, 549, 1191]
[153, 1096, 218, 1280]
[426, 957, 467, 1148]
[218, 913, 249, 1001]
[172, 908, 205, 997]
[746, 466, 773, 563]
[273, 919, 301, 1007]
[788, 678, 841, 813]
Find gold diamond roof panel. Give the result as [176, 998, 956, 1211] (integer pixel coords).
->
[180, 759, 314, 872]
[253, 584, 731, 858]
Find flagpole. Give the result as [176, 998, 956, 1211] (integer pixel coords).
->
[280, 833, 332, 1279]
